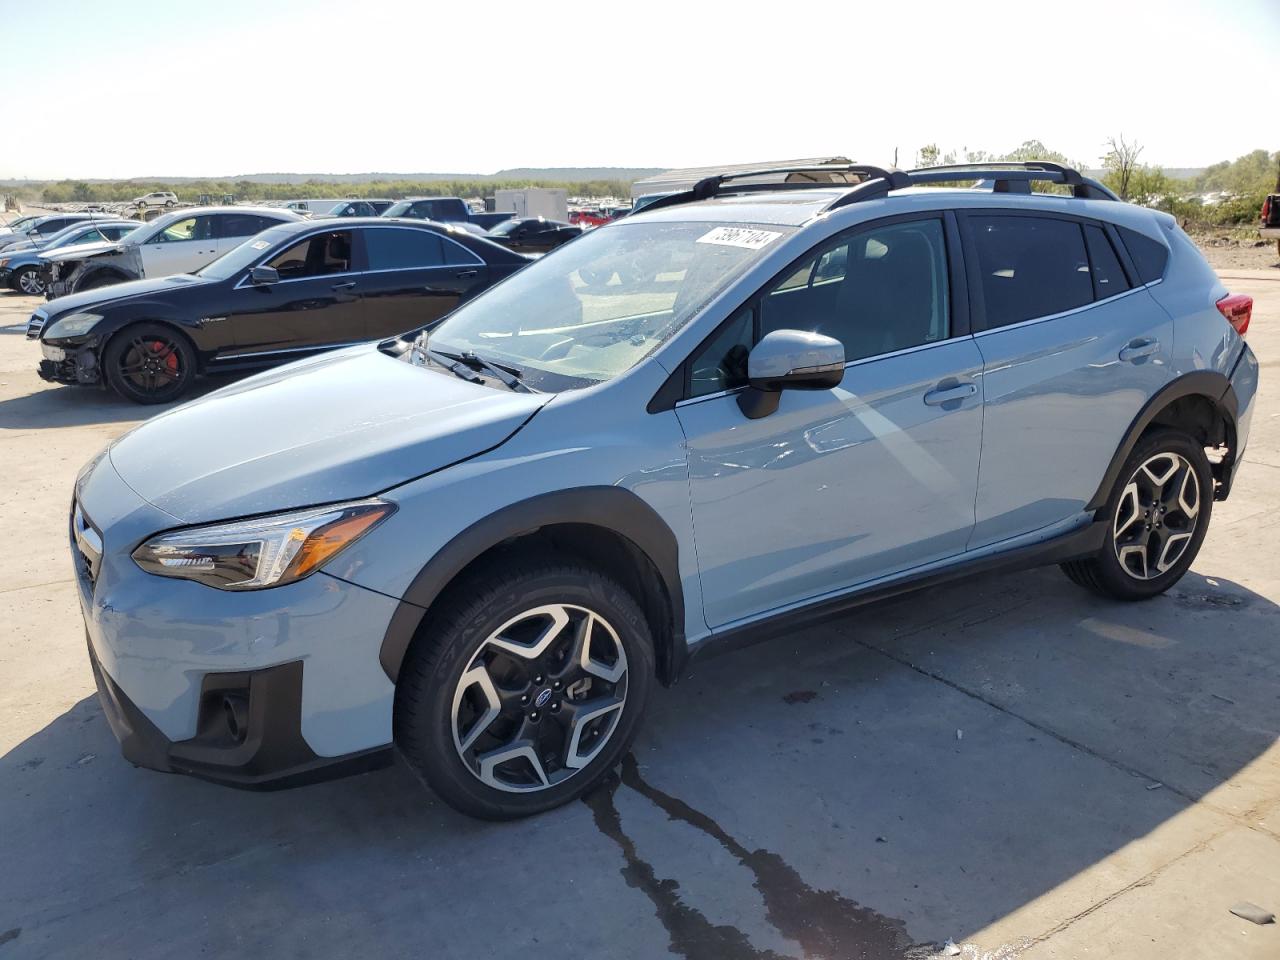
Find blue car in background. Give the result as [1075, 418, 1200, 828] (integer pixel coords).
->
[69, 161, 1258, 819]
[1, 220, 139, 294]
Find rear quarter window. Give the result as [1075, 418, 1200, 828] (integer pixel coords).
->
[1117, 226, 1169, 284]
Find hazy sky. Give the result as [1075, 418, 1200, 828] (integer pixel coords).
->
[1, 0, 1275, 180]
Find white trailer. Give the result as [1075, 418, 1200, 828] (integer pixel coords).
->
[493, 188, 568, 222]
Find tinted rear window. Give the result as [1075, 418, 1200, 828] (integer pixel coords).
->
[364, 227, 445, 269]
[968, 216, 1093, 328]
[1117, 226, 1169, 284]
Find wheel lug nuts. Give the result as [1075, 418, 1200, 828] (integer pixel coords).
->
[550, 701, 560, 712]
[552, 680, 562, 690]
[529, 710, 540, 721]
[520, 695, 529, 705]
[533, 675, 544, 684]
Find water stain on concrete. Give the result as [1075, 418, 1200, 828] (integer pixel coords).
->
[584, 754, 930, 959]
[782, 691, 819, 705]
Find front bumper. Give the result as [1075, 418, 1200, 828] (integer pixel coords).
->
[75, 452, 403, 788]
[87, 635, 392, 789]
[37, 341, 100, 385]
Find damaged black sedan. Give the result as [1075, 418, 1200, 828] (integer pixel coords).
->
[28, 218, 530, 403]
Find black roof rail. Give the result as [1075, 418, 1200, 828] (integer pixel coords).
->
[637, 164, 911, 214]
[904, 161, 1119, 201]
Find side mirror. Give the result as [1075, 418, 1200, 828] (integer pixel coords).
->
[738, 329, 845, 419]
[249, 265, 279, 286]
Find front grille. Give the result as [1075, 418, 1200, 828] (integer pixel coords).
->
[26, 310, 47, 339]
[71, 501, 103, 585]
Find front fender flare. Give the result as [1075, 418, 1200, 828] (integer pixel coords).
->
[377, 486, 686, 684]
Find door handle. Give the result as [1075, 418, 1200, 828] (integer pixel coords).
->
[1119, 338, 1159, 362]
[923, 380, 978, 407]
[331, 281, 357, 291]
[455, 269, 479, 279]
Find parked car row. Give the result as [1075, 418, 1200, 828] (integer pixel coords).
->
[28, 217, 531, 402]
[0, 219, 139, 294]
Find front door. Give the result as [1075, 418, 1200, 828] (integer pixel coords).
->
[139, 215, 219, 276]
[675, 215, 984, 629]
[960, 213, 1175, 548]
[228, 229, 365, 357]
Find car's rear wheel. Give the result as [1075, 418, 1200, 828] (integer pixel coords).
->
[1061, 429, 1212, 600]
[13, 266, 45, 295]
[394, 560, 654, 819]
[103, 323, 196, 405]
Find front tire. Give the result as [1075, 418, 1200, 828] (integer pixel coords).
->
[394, 560, 655, 819]
[103, 322, 196, 404]
[13, 265, 45, 295]
[1061, 429, 1212, 600]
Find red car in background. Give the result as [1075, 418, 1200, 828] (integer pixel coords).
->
[570, 208, 610, 227]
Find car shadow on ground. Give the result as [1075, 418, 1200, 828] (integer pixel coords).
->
[1, 566, 1275, 959]
[0, 375, 238, 430]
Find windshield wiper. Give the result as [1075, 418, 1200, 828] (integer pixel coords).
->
[409, 334, 482, 384]
[439, 348, 538, 394]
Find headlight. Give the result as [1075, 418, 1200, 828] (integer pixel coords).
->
[0, 258, 10, 268]
[132, 499, 395, 590]
[43, 312, 103, 339]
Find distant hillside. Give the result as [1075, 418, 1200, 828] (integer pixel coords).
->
[0, 167, 667, 187]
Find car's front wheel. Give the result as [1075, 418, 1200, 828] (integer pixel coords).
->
[103, 322, 196, 404]
[1061, 428, 1212, 600]
[395, 560, 655, 819]
[13, 266, 45, 295]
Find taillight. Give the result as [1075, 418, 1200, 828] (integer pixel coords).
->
[1263, 196, 1272, 224]
[1217, 293, 1253, 337]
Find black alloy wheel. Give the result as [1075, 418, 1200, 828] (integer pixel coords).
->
[103, 323, 195, 404]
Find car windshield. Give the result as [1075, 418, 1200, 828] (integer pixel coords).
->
[196, 225, 298, 280]
[327, 202, 354, 215]
[383, 200, 412, 217]
[489, 219, 523, 237]
[427, 220, 793, 390]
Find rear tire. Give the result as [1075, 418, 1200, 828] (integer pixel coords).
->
[1060, 429, 1212, 600]
[103, 322, 196, 405]
[394, 559, 654, 820]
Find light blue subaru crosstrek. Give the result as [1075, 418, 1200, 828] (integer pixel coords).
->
[72, 162, 1259, 818]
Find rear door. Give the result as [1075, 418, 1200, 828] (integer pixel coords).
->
[359, 226, 489, 340]
[675, 214, 984, 628]
[139, 215, 219, 276]
[227, 228, 365, 357]
[962, 212, 1174, 548]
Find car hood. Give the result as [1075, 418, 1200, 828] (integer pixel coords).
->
[44, 274, 207, 319]
[40, 239, 123, 262]
[108, 345, 551, 524]
[0, 239, 39, 255]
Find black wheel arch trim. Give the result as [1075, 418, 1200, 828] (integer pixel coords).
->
[378, 486, 687, 685]
[1085, 369, 1238, 512]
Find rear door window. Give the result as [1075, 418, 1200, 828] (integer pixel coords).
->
[363, 228, 445, 269]
[217, 214, 276, 239]
[967, 216, 1093, 328]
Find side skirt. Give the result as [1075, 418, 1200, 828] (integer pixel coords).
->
[689, 518, 1108, 664]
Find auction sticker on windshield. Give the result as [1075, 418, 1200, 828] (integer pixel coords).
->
[696, 226, 782, 250]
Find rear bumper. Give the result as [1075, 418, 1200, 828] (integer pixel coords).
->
[87, 636, 393, 789]
[1218, 342, 1260, 500]
[1260, 227, 1280, 240]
